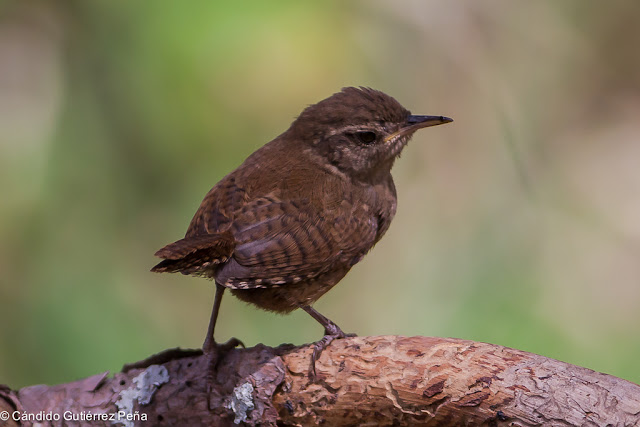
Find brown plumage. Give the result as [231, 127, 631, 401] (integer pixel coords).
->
[152, 87, 452, 376]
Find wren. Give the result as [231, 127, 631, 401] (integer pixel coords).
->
[152, 87, 452, 377]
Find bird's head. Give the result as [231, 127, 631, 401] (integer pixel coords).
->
[290, 87, 452, 180]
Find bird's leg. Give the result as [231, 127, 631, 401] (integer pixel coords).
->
[300, 305, 356, 379]
[204, 284, 243, 399]
[203, 283, 224, 356]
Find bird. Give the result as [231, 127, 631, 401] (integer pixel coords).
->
[151, 87, 452, 378]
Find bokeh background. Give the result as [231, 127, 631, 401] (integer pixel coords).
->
[1, 0, 639, 389]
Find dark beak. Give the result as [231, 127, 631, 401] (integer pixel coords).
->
[386, 115, 453, 143]
[406, 115, 454, 129]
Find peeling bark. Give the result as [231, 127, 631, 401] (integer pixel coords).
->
[1, 336, 639, 426]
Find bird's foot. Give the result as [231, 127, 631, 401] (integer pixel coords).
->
[309, 326, 356, 380]
[204, 337, 244, 409]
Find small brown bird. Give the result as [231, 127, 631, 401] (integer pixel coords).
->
[152, 87, 452, 376]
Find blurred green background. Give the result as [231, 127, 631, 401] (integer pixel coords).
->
[1, 1, 639, 389]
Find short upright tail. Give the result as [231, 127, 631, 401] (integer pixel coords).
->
[151, 231, 235, 275]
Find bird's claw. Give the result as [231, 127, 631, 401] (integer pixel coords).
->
[308, 331, 356, 380]
[204, 337, 244, 409]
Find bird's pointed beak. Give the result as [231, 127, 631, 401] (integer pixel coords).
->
[406, 115, 453, 129]
[385, 115, 453, 143]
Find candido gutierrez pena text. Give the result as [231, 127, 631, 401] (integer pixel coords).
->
[2, 409, 147, 423]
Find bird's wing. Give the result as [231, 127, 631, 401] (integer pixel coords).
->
[217, 196, 379, 289]
[185, 175, 247, 237]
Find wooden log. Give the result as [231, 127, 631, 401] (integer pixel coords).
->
[1, 336, 639, 426]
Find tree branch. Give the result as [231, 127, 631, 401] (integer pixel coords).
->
[1, 336, 639, 426]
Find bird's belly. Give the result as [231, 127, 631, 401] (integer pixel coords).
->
[230, 266, 350, 313]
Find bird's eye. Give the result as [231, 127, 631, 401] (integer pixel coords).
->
[355, 131, 377, 144]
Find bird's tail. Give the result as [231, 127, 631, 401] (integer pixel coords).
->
[151, 231, 235, 275]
